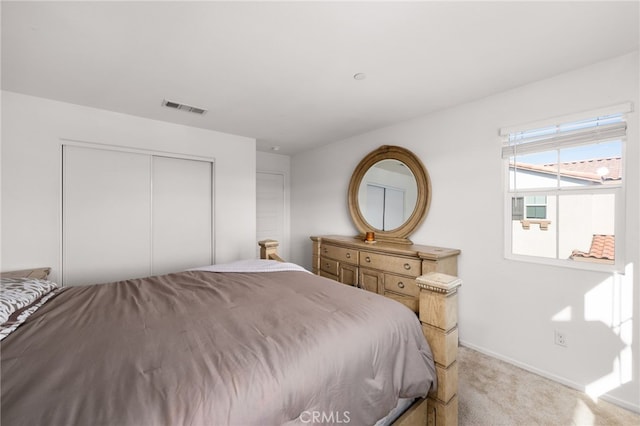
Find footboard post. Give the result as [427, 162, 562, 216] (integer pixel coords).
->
[416, 272, 462, 426]
[258, 239, 283, 261]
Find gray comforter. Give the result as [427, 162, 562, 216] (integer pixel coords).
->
[1, 269, 435, 425]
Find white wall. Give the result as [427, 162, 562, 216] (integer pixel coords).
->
[291, 52, 639, 411]
[1, 91, 257, 281]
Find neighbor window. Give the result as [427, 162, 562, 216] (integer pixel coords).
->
[513, 196, 547, 220]
[525, 196, 547, 219]
[501, 104, 629, 270]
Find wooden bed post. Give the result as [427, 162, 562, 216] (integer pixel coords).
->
[416, 272, 462, 426]
[258, 239, 284, 262]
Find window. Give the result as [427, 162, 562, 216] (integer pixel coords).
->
[501, 104, 629, 270]
[525, 196, 547, 219]
[512, 196, 547, 220]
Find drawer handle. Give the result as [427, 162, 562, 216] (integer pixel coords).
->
[323, 248, 328, 254]
[325, 262, 330, 268]
[346, 253, 351, 259]
[397, 282, 405, 289]
[404, 263, 411, 270]
[365, 256, 371, 263]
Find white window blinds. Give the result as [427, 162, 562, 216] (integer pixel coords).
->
[501, 113, 627, 158]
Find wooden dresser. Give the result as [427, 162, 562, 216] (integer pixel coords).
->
[310, 235, 460, 312]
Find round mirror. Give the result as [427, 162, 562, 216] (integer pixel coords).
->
[348, 146, 431, 244]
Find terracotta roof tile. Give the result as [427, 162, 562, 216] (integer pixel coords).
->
[571, 234, 615, 263]
[512, 157, 622, 184]
[546, 157, 622, 182]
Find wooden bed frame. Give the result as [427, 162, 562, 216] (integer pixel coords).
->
[259, 240, 462, 426]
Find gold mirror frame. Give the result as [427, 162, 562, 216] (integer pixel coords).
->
[348, 145, 431, 245]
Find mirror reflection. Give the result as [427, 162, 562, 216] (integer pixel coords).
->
[357, 159, 418, 231]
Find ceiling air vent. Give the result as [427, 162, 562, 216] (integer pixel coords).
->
[162, 99, 208, 115]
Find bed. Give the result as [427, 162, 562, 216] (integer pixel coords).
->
[1, 242, 443, 425]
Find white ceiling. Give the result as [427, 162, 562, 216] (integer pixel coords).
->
[2, 1, 638, 155]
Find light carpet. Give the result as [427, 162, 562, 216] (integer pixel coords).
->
[458, 345, 640, 426]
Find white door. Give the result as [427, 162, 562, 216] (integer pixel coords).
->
[63, 144, 214, 286]
[383, 187, 405, 230]
[257, 172, 285, 258]
[152, 156, 213, 275]
[366, 184, 385, 230]
[63, 145, 152, 286]
[365, 184, 405, 230]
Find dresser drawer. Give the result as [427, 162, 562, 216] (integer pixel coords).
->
[320, 257, 339, 276]
[359, 252, 421, 276]
[321, 244, 358, 265]
[384, 274, 419, 298]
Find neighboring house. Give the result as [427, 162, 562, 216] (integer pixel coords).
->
[510, 157, 620, 263]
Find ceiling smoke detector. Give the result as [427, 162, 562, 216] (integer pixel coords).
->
[162, 99, 207, 115]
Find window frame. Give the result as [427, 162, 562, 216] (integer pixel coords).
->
[501, 105, 629, 273]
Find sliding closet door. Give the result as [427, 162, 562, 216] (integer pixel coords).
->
[63, 145, 215, 286]
[383, 187, 405, 230]
[365, 184, 385, 230]
[151, 156, 213, 275]
[63, 145, 152, 286]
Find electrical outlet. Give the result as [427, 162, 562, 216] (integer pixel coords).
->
[554, 330, 567, 347]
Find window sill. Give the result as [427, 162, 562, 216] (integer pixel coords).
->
[504, 253, 625, 274]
